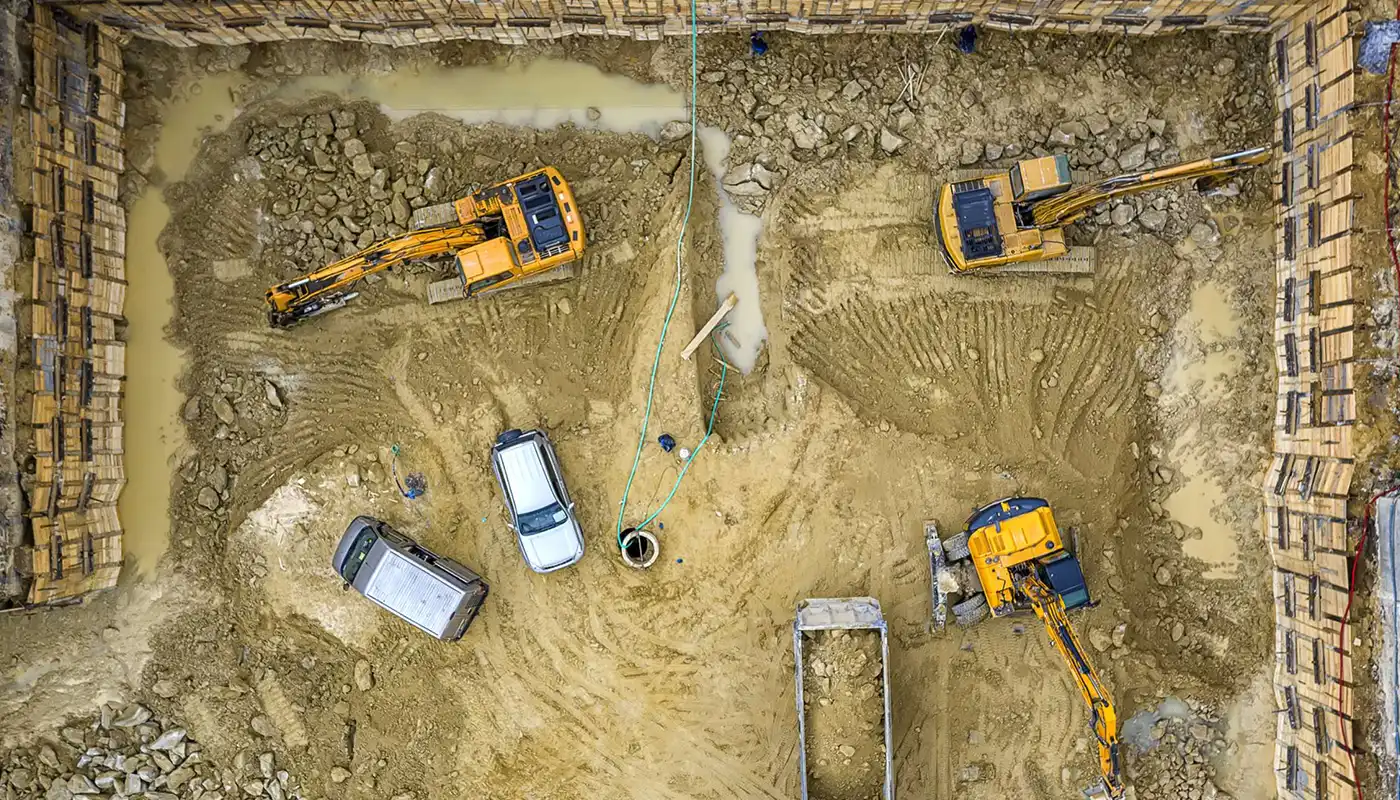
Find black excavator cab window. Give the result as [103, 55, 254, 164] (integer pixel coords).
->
[951, 185, 1003, 261]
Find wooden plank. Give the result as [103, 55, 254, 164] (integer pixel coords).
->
[681, 292, 737, 361]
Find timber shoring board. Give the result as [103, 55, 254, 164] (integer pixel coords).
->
[24, 6, 128, 605]
[1268, 3, 1360, 799]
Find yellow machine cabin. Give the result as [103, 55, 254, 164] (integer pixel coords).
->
[934, 146, 1270, 273]
[265, 167, 585, 328]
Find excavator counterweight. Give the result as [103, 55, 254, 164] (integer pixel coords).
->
[265, 167, 585, 328]
[934, 145, 1269, 273]
[930, 497, 1124, 799]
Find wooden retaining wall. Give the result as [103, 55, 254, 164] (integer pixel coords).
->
[49, 0, 1307, 46]
[1267, 2, 1360, 798]
[24, 5, 127, 604]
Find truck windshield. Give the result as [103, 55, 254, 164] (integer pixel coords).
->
[519, 503, 567, 535]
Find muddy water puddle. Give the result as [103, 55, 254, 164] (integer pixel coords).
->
[275, 60, 768, 371]
[121, 75, 243, 576]
[1160, 282, 1246, 579]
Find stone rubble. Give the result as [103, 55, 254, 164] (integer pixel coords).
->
[0, 705, 306, 800]
[1126, 711, 1236, 800]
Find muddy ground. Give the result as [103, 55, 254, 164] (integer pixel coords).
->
[0, 31, 1287, 800]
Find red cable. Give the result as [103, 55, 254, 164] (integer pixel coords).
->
[1334, 6, 1400, 796]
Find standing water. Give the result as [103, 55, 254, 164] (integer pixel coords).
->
[277, 59, 769, 371]
[121, 73, 246, 576]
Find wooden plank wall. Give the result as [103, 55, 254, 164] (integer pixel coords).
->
[1267, 3, 1360, 798]
[25, 5, 127, 604]
[48, 0, 1308, 46]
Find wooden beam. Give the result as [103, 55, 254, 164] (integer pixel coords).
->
[680, 293, 737, 361]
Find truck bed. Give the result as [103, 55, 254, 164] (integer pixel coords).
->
[793, 598, 894, 800]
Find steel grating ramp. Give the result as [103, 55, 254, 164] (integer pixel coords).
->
[427, 263, 577, 305]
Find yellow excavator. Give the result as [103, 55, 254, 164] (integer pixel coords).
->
[934, 145, 1269, 273]
[265, 167, 585, 327]
[928, 498, 1123, 799]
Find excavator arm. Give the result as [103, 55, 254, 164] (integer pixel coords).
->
[1028, 145, 1269, 230]
[1022, 575, 1125, 799]
[264, 222, 487, 328]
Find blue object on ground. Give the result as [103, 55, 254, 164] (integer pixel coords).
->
[956, 25, 977, 54]
[1361, 21, 1400, 74]
[658, 433, 677, 452]
[750, 31, 768, 57]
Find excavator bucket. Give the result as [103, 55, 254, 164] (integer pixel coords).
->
[926, 521, 948, 633]
[1082, 778, 1117, 800]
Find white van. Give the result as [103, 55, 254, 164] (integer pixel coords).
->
[489, 429, 585, 572]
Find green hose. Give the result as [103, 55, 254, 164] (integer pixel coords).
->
[613, 0, 705, 549]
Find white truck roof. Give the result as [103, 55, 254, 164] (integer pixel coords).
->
[365, 549, 465, 636]
[496, 439, 557, 513]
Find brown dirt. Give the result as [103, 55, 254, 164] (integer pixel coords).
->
[0, 29, 1292, 800]
[800, 629, 886, 800]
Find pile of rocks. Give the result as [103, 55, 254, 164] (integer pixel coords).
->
[1126, 713, 1235, 800]
[0, 704, 304, 800]
[181, 370, 287, 521]
[247, 108, 447, 275]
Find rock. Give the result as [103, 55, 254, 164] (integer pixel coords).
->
[1171, 621, 1186, 642]
[895, 110, 917, 133]
[1147, 118, 1167, 135]
[959, 764, 983, 783]
[423, 167, 443, 200]
[984, 142, 1005, 161]
[841, 80, 865, 100]
[345, 464, 362, 488]
[1119, 143, 1148, 170]
[1143, 381, 1162, 399]
[659, 120, 692, 142]
[959, 140, 982, 165]
[785, 113, 824, 150]
[700, 70, 725, 83]
[150, 728, 188, 750]
[1214, 57, 1237, 76]
[45, 781, 73, 800]
[1155, 566, 1173, 586]
[1029, 348, 1045, 364]
[723, 162, 777, 196]
[197, 487, 221, 511]
[113, 704, 152, 727]
[351, 153, 375, 180]
[1111, 204, 1136, 227]
[371, 168, 389, 191]
[9, 768, 33, 790]
[264, 380, 283, 409]
[585, 107, 601, 121]
[1061, 121, 1089, 140]
[271, 200, 291, 216]
[1046, 126, 1076, 147]
[210, 464, 229, 493]
[250, 715, 279, 738]
[1112, 623, 1128, 647]
[1190, 222, 1220, 247]
[1088, 627, 1112, 652]
[391, 194, 411, 227]
[1139, 208, 1168, 231]
[330, 767, 352, 784]
[213, 395, 236, 425]
[879, 128, 907, 154]
[837, 744, 856, 758]
[341, 138, 366, 159]
[166, 767, 196, 791]
[354, 659, 375, 691]
[332, 108, 356, 131]
[183, 397, 201, 421]
[68, 775, 99, 795]
[1085, 114, 1111, 136]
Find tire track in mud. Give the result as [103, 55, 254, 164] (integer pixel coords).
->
[787, 292, 1137, 473]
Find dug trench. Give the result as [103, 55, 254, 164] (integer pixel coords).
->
[0, 31, 1280, 800]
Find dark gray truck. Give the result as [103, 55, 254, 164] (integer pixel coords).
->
[332, 516, 488, 641]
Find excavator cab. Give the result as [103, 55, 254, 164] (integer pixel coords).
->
[1036, 550, 1091, 611]
[1008, 155, 1073, 202]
